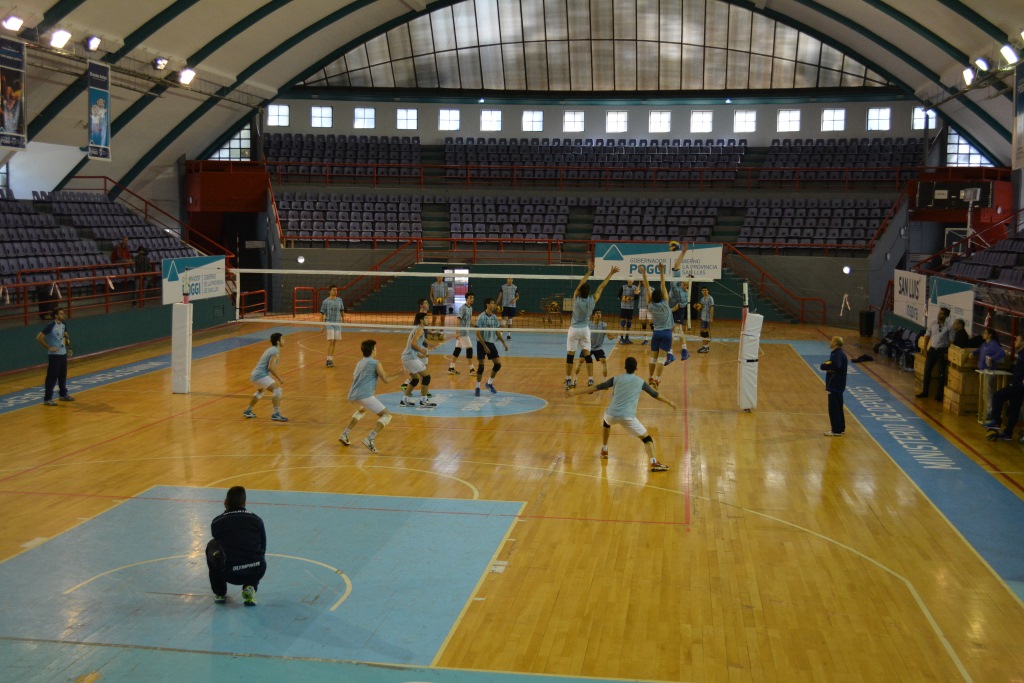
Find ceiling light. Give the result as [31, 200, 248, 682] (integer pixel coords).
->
[1000, 44, 1019, 65]
[153, 57, 168, 70]
[2, 15, 23, 31]
[962, 67, 974, 85]
[85, 35, 101, 51]
[179, 68, 196, 85]
[50, 29, 71, 49]
[974, 57, 989, 71]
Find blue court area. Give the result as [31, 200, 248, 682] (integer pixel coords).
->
[795, 341, 1024, 601]
[433, 330, 577, 360]
[0, 486, 526, 675]
[384, 390, 547, 417]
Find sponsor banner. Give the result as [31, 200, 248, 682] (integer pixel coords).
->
[161, 256, 225, 304]
[928, 276, 974, 330]
[87, 62, 111, 161]
[594, 242, 722, 280]
[893, 269, 927, 326]
[0, 37, 26, 151]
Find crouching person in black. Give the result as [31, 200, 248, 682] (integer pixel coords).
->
[206, 485, 267, 606]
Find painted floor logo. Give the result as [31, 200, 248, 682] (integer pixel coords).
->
[382, 391, 547, 418]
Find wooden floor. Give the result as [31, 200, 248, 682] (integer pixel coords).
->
[1, 319, 1023, 682]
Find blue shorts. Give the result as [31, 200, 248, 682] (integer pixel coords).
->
[672, 309, 686, 325]
[476, 341, 499, 360]
[432, 305, 446, 315]
[590, 348, 606, 361]
[701, 319, 711, 330]
[619, 309, 634, 320]
[502, 307, 517, 319]
[651, 329, 673, 353]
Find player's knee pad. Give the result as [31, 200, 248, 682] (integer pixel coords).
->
[422, 374, 431, 386]
[409, 378, 420, 389]
[467, 349, 474, 359]
[700, 330, 709, 338]
[641, 435, 654, 444]
[566, 353, 575, 364]
[477, 362, 485, 374]
[584, 355, 593, 364]
[492, 362, 501, 374]
[253, 391, 264, 400]
[351, 410, 365, 421]
[656, 356, 666, 366]
[603, 421, 611, 429]
[378, 412, 392, 426]
[453, 348, 462, 358]
[272, 387, 282, 398]
[626, 321, 633, 330]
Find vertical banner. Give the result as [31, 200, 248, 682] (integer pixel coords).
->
[893, 269, 927, 326]
[87, 62, 111, 161]
[0, 37, 26, 151]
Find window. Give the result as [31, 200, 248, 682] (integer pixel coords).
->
[649, 111, 671, 134]
[354, 107, 375, 129]
[777, 109, 800, 132]
[691, 110, 713, 133]
[522, 110, 543, 132]
[912, 107, 937, 130]
[867, 107, 891, 131]
[563, 111, 584, 133]
[267, 104, 289, 127]
[311, 106, 333, 128]
[946, 129, 994, 167]
[397, 108, 418, 130]
[439, 109, 460, 131]
[733, 111, 756, 133]
[821, 108, 845, 132]
[606, 111, 628, 133]
[209, 124, 251, 161]
[481, 110, 502, 131]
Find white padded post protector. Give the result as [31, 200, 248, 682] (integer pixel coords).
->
[171, 302, 193, 394]
[738, 312, 763, 411]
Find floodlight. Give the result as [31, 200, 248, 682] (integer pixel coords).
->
[962, 67, 974, 85]
[2, 15, 24, 31]
[1000, 44, 1019, 65]
[50, 29, 71, 49]
[974, 57, 989, 71]
[179, 68, 196, 85]
[85, 35, 101, 51]
[153, 57, 169, 70]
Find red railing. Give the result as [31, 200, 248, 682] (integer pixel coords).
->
[721, 242, 827, 324]
[911, 205, 1024, 274]
[239, 290, 267, 318]
[0, 271, 162, 326]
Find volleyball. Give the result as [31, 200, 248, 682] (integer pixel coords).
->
[435, 296, 444, 305]
[496, 305, 503, 314]
[668, 241, 680, 251]
[694, 303, 703, 311]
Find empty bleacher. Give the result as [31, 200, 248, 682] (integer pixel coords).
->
[264, 134, 422, 178]
[277, 190, 423, 245]
[735, 196, 891, 249]
[760, 137, 922, 183]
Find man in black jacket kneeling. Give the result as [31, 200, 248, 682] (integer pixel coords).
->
[206, 485, 267, 606]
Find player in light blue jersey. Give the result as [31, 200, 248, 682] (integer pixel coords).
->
[667, 245, 690, 365]
[640, 266, 683, 387]
[340, 339, 402, 454]
[399, 312, 437, 408]
[243, 333, 287, 421]
[565, 263, 620, 390]
[36, 307, 74, 406]
[497, 278, 519, 339]
[566, 356, 676, 472]
[697, 286, 715, 353]
[320, 285, 346, 368]
[449, 292, 475, 375]
[429, 275, 449, 337]
[617, 280, 639, 344]
[474, 298, 508, 396]
[572, 310, 617, 386]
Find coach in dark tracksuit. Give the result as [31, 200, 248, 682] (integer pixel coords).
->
[984, 335, 1024, 441]
[206, 485, 267, 606]
[821, 336, 848, 437]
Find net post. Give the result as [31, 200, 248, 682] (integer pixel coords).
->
[171, 302, 193, 394]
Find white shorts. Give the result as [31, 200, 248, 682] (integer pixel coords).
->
[567, 327, 592, 353]
[402, 357, 427, 374]
[252, 376, 275, 389]
[352, 396, 386, 415]
[456, 334, 473, 349]
[603, 413, 647, 438]
[325, 326, 342, 341]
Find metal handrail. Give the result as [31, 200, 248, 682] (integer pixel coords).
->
[721, 242, 827, 324]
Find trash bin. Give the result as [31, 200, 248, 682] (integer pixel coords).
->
[859, 310, 875, 337]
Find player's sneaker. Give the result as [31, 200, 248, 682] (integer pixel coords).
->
[990, 432, 1013, 441]
[242, 586, 257, 606]
[982, 419, 1001, 429]
[474, 388, 481, 397]
[564, 378, 573, 390]
[680, 348, 690, 361]
[243, 409, 256, 419]
[664, 352, 676, 366]
[599, 447, 609, 460]
[362, 436, 378, 453]
[641, 339, 649, 346]
[58, 394, 75, 402]
[506, 333, 511, 340]
[448, 367, 460, 375]
[214, 594, 226, 604]
[650, 461, 669, 472]
[326, 359, 334, 368]
[587, 379, 594, 387]
[487, 384, 497, 394]
[399, 398, 415, 407]
[419, 398, 437, 408]
[824, 431, 843, 437]
[43, 400, 57, 406]
[339, 433, 350, 446]
[271, 413, 289, 422]
[698, 347, 709, 353]
[468, 367, 477, 375]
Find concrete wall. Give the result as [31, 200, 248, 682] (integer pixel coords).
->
[745, 255, 870, 328]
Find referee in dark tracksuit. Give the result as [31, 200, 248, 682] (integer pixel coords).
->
[206, 486, 267, 606]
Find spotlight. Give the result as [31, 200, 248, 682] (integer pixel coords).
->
[2, 15, 23, 31]
[974, 57, 989, 71]
[725, 98, 732, 104]
[50, 29, 71, 49]
[962, 67, 975, 85]
[478, 98, 485, 103]
[842, 266, 851, 275]
[1000, 44, 1019, 65]
[153, 57, 169, 70]
[179, 68, 196, 85]
[85, 35, 101, 51]
[296, 255, 305, 264]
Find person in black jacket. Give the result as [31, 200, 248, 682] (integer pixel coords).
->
[983, 335, 1024, 441]
[821, 336, 848, 437]
[206, 486, 267, 606]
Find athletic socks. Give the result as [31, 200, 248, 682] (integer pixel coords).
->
[369, 430, 378, 440]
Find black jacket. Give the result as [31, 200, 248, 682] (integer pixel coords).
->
[820, 348, 848, 393]
[211, 508, 266, 572]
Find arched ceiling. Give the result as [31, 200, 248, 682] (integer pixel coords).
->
[5, 0, 1020, 199]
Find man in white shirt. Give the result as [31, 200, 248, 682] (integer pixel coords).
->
[916, 306, 953, 401]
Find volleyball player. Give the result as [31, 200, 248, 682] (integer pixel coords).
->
[450, 292, 475, 375]
[429, 275, 448, 336]
[565, 355, 676, 472]
[475, 298, 508, 396]
[667, 246, 690, 364]
[566, 264, 620, 389]
[497, 277, 519, 340]
[618, 278, 639, 343]
[399, 312, 436, 408]
[698, 286, 715, 353]
[243, 333, 287, 421]
[320, 285, 345, 368]
[572, 309, 617, 386]
[639, 267, 680, 386]
[340, 339, 402, 454]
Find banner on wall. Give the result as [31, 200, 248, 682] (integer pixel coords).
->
[0, 37, 26, 151]
[87, 62, 110, 161]
[594, 243, 722, 281]
[928, 276, 974, 330]
[161, 256, 226, 305]
[893, 269, 927, 326]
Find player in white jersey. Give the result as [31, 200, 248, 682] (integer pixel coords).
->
[497, 277, 519, 339]
[565, 263, 620, 389]
[572, 309, 617, 386]
[320, 285, 345, 368]
[399, 312, 437, 408]
[243, 333, 287, 421]
[566, 355, 676, 471]
[340, 339, 402, 454]
[449, 292, 476, 375]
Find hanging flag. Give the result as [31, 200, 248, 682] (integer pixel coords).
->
[87, 62, 111, 161]
[0, 37, 26, 151]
